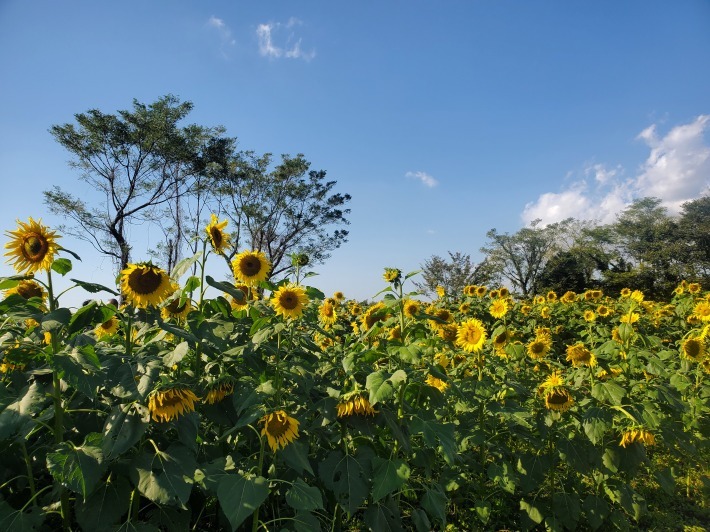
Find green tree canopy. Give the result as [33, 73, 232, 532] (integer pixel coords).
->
[44, 95, 227, 272]
[414, 251, 495, 298]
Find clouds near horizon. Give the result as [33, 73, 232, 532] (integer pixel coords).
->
[522, 115, 710, 225]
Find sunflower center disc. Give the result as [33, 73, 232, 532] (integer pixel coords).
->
[23, 235, 46, 259]
[242, 259, 261, 276]
[129, 268, 162, 295]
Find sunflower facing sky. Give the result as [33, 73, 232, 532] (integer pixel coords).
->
[5, 217, 60, 274]
[120, 263, 173, 308]
[205, 214, 230, 254]
[259, 410, 300, 452]
[271, 283, 309, 319]
[456, 318, 487, 353]
[232, 250, 271, 286]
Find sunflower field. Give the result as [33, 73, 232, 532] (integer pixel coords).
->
[0, 216, 709, 531]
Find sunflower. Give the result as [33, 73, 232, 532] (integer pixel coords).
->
[148, 387, 199, 422]
[229, 284, 251, 310]
[426, 305, 453, 330]
[4, 279, 47, 302]
[538, 372, 574, 412]
[362, 302, 387, 330]
[4, 218, 60, 274]
[583, 310, 596, 322]
[204, 382, 234, 404]
[493, 329, 511, 349]
[259, 410, 300, 451]
[520, 304, 532, 315]
[597, 305, 612, 318]
[566, 343, 596, 367]
[489, 299, 509, 319]
[489, 289, 500, 299]
[333, 291, 345, 302]
[459, 302, 471, 314]
[681, 337, 705, 362]
[620, 312, 640, 324]
[383, 268, 402, 284]
[403, 299, 421, 319]
[560, 291, 577, 304]
[688, 283, 702, 294]
[692, 301, 710, 322]
[232, 250, 271, 285]
[120, 263, 172, 308]
[388, 325, 402, 340]
[630, 290, 645, 303]
[271, 284, 309, 319]
[319, 298, 338, 327]
[619, 428, 656, 447]
[526, 335, 551, 360]
[475, 286, 488, 297]
[204, 214, 230, 254]
[456, 319, 487, 353]
[438, 323, 458, 342]
[161, 293, 192, 321]
[95, 316, 120, 338]
[546, 290, 558, 302]
[534, 295, 546, 305]
[463, 285, 476, 297]
[540, 306, 551, 319]
[337, 392, 377, 417]
[620, 288, 632, 298]
[425, 374, 448, 392]
[434, 352, 451, 369]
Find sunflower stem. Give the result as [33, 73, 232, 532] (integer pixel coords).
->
[20, 441, 37, 506]
[252, 436, 266, 532]
[198, 240, 208, 312]
[47, 269, 71, 530]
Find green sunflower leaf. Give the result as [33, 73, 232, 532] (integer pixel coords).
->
[217, 473, 270, 531]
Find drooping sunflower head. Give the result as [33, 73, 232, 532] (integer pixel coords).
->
[619, 427, 656, 447]
[4, 218, 60, 274]
[148, 387, 199, 423]
[566, 343, 596, 367]
[120, 263, 172, 308]
[271, 284, 309, 320]
[456, 318, 487, 353]
[204, 381, 234, 405]
[337, 392, 377, 418]
[232, 250, 271, 285]
[681, 337, 706, 362]
[94, 316, 120, 338]
[205, 214, 230, 254]
[538, 371, 573, 412]
[4, 279, 47, 302]
[259, 410, 300, 452]
[489, 299, 509, 319]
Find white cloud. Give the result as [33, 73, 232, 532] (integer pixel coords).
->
[207, 16, 236, 57]
[256, 19, 315, 61]
[522, 115, 710, 225]
[406, 171, 439, 188]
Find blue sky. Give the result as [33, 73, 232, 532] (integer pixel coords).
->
[1, 1, 709, 305]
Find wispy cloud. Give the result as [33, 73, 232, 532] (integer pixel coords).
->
[406, 171, 439, 188]
[256, 18, 315, 61]
[207, 16, 236, 58]
[522, 115, 710, 225]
